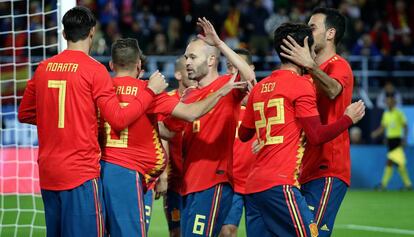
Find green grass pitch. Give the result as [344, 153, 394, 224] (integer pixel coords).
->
[1, 190, 413, 236]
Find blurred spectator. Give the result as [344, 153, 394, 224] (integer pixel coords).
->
[289, 6, 307, 23]
[376, 81, 403, 109]
[387, 0, 413, 40]
[167, 18, 186, 53]
[392, 33, 414, 56]
[244, 0, 269, 56]
[136, 5, 157, 50]
[221, 3, 242, 49]
[91, 23, 108, 56]
[98, 0, 119, 27]
[147, 33, 168, 55]
[265, 7, 289, 37]
[370, 20, 392, 56]
[103, 20, 121, 46]
[351, 33, 382, 56]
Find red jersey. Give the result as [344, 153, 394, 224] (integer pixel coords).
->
[232, 106, 256, 194]
[165, 90, 184, 194]
[18, 50, 154, 190]
[165, 74, 244, 195]
[99, 76, 179, 186]
[299, 55, 354, 186]
[241, 70, 319, 194]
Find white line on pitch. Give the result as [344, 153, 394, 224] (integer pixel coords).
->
[336, 224, 414, 235]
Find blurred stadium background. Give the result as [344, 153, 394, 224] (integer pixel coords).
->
[1, 0, 414, 236]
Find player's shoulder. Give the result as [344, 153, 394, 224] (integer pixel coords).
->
[326, 54, 352, 70]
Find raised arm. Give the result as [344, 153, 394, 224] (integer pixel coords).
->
[196, 17, 256, 87]
[280, 36, 342, 99]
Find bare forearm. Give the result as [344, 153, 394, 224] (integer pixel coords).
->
[172, 90, 223, 121]
[372, 126, 385, 138]
[217, 41, 255, 83]
[308, 66, 342, 99]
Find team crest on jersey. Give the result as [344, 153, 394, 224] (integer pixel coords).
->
[171, 208, 181, 222]
[309, 223, 319, 237]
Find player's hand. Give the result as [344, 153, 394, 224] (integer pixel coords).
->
[280, 36, 317, 70]
[148, 70, 168, 95]
[197, 17, 223, 47]
[252, 138, 263, 154]
[155, 176, 168, 200]
[345, 100, 366, 124]
[218, 73, 247, 97]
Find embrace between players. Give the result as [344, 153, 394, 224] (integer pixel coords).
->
[19, 5, 365, 237]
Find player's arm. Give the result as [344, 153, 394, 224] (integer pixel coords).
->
[155, 139, 169, 200]
[196, 17, 256, 87]
[299, 101, 365, 145]
[96, 70, 168, 131]
[238, 90, 256, 142]
[280, 36, 342, 99]
[18, 77, 37, 125]
[158, 121, 176, 140]
[238, 125, 256, 142]
[371, 125, 385, 140]
[371, 112, 387, 139]
[171, 73, 247, 122]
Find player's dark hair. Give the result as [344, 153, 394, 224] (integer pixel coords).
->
[234, 48, 253, 65]
[62, 6, 96, 42]
[274, 23, 314, 65]
[312, 7, 346, 46]
[111, 38, 144, 70]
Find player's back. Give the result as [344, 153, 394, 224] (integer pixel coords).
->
[100, 76, 177, 185]
[33, 50, 113, 190]
[243, 70, 318, 194]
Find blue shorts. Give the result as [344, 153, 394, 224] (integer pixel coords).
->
[41, 178, 105, 237]
[181, 183, 233, 237]
[301, 177, 348, 237]
[100, 160, 147, 236]
[165, 190, 183, 231]
[144, 189, 154, 232]
[223, 193, 244, 226]
[245, 185, 318, 237]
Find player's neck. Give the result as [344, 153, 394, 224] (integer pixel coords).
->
[280, 63, 302, 75]
[198, 70, 219, 88]
[66, 41, 91, 55]
[114, 70, 139, 79]
[315, 44, 336, 65]
[178, 83, 186, 95]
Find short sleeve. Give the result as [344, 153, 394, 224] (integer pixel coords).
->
[241, 90, 256, 129]
[324, 59, 353, 88]
[295, 80, 319, 118]
[147, 92, 179, 115]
